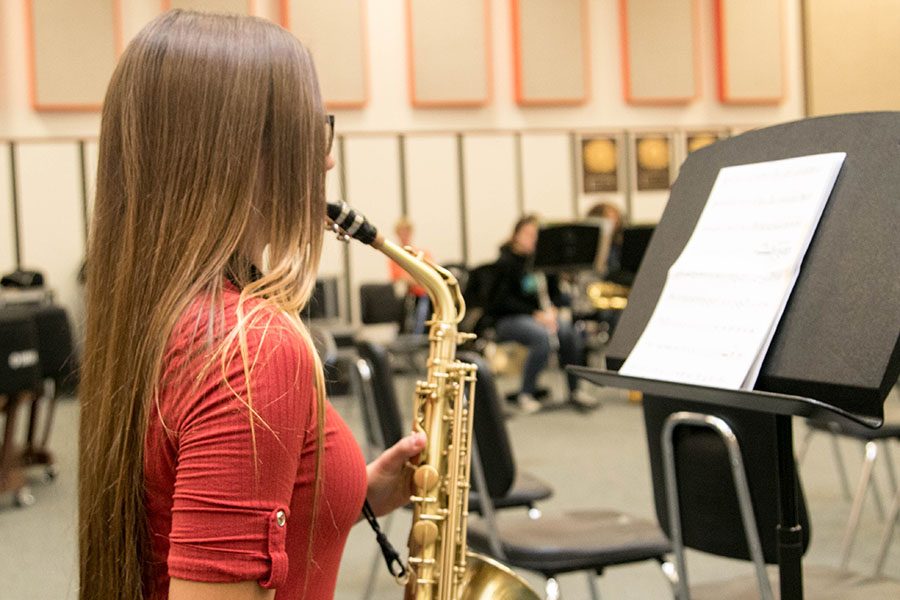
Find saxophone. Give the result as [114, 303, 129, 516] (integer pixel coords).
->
[327, 202, 540, 600]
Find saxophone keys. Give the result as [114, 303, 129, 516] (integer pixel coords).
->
[412, 520, 439, 547]
[413, 464, 441, 492]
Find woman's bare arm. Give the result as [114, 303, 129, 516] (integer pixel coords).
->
[169, 578, 275, 600]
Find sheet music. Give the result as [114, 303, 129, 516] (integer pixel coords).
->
[619, 152, 846, 389]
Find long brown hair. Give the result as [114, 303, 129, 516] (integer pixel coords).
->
[79, 10, 328, 599]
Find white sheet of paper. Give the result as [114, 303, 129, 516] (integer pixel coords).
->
[619, 152, 846, 389]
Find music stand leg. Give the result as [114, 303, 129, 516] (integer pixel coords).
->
[775, 415, 803, 600]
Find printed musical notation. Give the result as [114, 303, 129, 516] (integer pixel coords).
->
[620, 152, 846, 390]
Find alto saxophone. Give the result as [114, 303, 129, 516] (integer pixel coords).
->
[327, 202, 539, 600]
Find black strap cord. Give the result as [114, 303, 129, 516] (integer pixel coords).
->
[362, 500, 407, 579]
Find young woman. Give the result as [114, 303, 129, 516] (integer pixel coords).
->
[485, 216, 597, 413]
[79, 11, 424, 600]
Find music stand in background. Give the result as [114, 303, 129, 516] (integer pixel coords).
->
[620, 225, 655, 273]
[571, 112, 900, 600]
[533, 222, 603, 274]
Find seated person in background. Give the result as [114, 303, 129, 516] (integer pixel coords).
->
[485, 215, 598, 414]
[388, 217, 431, 334]
[586, 201, 624, 276]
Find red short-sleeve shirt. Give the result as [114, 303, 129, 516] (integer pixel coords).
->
[143, 285, 367, 598]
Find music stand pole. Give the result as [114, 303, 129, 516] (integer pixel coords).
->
[776, 415, 803, 599]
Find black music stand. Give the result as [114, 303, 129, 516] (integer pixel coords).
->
[533, 222, 601, 274]
[570, 112, 900, 600]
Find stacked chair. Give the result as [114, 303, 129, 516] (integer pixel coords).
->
[0, 310, 43, 507]
[0, 282, 76, 508]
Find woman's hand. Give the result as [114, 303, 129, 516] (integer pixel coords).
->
[365, 432, 427, 517]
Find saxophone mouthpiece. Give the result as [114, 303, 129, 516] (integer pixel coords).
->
[326, 201, 379, 246]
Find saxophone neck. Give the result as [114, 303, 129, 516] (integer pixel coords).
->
[373, 236, 464, 327]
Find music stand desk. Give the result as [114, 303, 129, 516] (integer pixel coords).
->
[570, 112, 900, 600]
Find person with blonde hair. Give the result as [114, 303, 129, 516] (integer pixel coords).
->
[79, 11, 424, 600]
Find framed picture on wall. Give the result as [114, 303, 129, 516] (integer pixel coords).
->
[685, 130, 729, 155]
[580, 133, 621, 193]
[632, 132, 674, 191]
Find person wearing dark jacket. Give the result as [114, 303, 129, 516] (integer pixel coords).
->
[486, 215, 598, 413]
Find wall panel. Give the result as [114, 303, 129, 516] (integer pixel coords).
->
[520, 133, 574, 221]
[283, 0, 368, 108]
[620, 0, 698, 104]
[405, 136, 462, 266]
[28, 0, 118, 110]
[407, 0, 490, 107]
[342, 136, 402, 323]
[16, 143, 85, 311]
[513, 0, 588, 105]
[462, 135, 518, 267]
[804, 0, 900, 116]
[716, 0, 784, 104]
[165, 0, 251, 13]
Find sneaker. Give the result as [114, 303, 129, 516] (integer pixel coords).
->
[569, 390, 601, 412]
[516, 393, 543, 415]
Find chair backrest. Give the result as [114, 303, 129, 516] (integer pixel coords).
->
[643, 396, 810, 564]
[460, 263, 499, 334]
[29, 304, 76, 385]
[303, 277, 341, 321]
[459, 351, 517, 499]
[355, 340, 405, 449]
[0, 308, 43, 395]
[359, 283, 404, 325]
[443, 263, 469, 295]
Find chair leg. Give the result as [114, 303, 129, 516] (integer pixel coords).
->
[864, 443, 887, 520]
[873, 487, 900, 577]
[841, 440, 879, 570]
[828, 431, 853, 501]
[663, 412, 774, 600]
[882, 440, 898, 495]
[659, 559, 683, 599]
[586, 572, 601, 600]
[544, 577, 561, 600]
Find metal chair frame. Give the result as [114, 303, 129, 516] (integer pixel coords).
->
[661, 411, 774, 600]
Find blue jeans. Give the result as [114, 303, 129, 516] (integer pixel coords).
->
[494, 314, 585, 396]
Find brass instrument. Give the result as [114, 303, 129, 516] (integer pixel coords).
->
[327, 202, 539, 600]
[586, 281, 629, 311]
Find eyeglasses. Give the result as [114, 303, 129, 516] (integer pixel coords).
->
[326, 114, 335, 154]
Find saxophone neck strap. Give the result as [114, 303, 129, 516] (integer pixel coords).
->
[362, 499, 408, 581]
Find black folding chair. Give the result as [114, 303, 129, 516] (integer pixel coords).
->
[643, 397, 900, 599]
[464, 353, 674, 600]
[797, 413, 900, 572]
